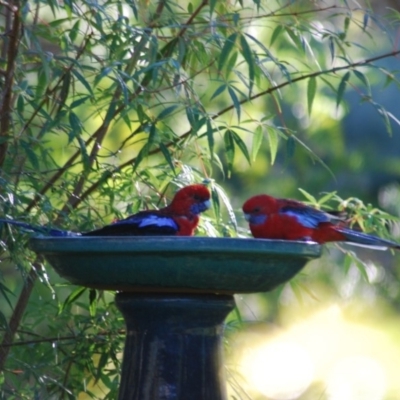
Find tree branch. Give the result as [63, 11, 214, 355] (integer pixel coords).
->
[0, 263, 38, 372]
[0, 0, 21, 168]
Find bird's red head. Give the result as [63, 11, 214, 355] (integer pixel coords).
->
[168, 184, 211, 215]
[242, 195, 279, 223]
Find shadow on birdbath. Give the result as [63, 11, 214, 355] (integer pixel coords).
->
[30, 237, 321, 400]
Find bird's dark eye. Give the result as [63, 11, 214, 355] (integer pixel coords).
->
[193, 194, 201, 201]
[253, 207, 261, 212]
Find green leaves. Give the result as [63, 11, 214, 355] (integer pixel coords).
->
[218, 33, 238, 72]
[336, 71, 351, 108]
[307, 76, 317, 115]
[224, 129, 251, 177]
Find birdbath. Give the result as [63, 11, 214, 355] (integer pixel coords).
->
[29, 237, 321, 400]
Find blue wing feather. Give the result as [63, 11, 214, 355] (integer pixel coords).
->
[84, 212, 179, 236]
[280, 205, 335, 228]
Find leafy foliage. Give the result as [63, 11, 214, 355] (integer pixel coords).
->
[1, 0, 400, 398]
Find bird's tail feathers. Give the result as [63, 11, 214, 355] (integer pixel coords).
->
[337, 227, 400, 250]
[0, 218, 79, 237]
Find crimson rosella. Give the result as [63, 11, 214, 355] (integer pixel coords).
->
[242, 194, 400, 250]
[0, 184, 211, 237]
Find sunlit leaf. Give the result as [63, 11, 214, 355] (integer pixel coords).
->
[210, 84, 227, 101]
[353, 70, 371, 95]
[58, 286, 87, 315]
[298, 188, 317, 203]
[307, 76, 317, 115]
[336, 71, 351, 108]
[218, 33, 238, 71]
[251, 125, 263, 161]
[265, 126, 279, 164]
[270, 24, 283, 46]
[89, 288, 97, 317]
[156, 104, 179, 121]
[231, 130, 251, 165]
[206, 119, 215, 160]
[228, 86, 241, 121]
[239, 34, 255, 92]
[224, 129, 235, 177]
[159, 142, 176, 173]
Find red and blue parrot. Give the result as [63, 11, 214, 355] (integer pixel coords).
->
[242, 194, 400, 250]
[0, 184, 211, 237]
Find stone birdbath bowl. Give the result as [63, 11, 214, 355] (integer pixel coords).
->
[30, 236, 321, 400]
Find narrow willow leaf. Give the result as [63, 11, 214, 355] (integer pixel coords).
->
[70, 95, 90, 109]
[265, 126, 279, 164]
[218, 33, 238, 71]
[36, 68, 48, 100]
[57, 70, 71, 114]
[16, 95, 24, 114]
[156, 104, 179, 121]
[226, 51, 238, 74]
[210, 84, 226, 100]
[336, 71, 351, 108]
[95, 350, 109, 383]
[77, 136, 91, 173]
[68, 111, 82, 143]
[374, 103, 392, 136]
[69, 19, 80, 42]
[132, 142, 150, 172]
[353, 70, 371, 95]
[318, 191, 337, 205]
[159, 142, 176, 173]
[0, 310, 9, 330]
[329, 37, 335, 61]
[224, 129, 235, 177]
[58, 286, 87, 314]
[298, 188, 317, 203]
[0, 281, 14, 309]
[285, 27, 303, 51]
[21, 140, 40, 169]
[206, 119, 214, 160]
[231, 130, 251, 165]
[89, 288, 97, 317]
[251, 125, 263, 161]
[209, 0, 218, 14]
[307, 76, 317, 115]
[270, 25, 283, 46]
[211, 185, 220, 221]
[343, 16, 350, 37]
[94, 66, 113, 87]
[228, 86, 241, 121]
[239, 35, 255, 91]
[71, 69, 94, 96]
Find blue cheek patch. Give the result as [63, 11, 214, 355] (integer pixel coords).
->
[249, 214, 267, 225]
[190, 200, 211, 215]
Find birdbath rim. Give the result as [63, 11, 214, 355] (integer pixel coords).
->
[30, 236, 321, 294]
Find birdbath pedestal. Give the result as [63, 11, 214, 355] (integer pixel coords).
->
[30, 237, 321, 400]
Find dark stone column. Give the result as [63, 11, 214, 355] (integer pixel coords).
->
[115, 293, 235, 400]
